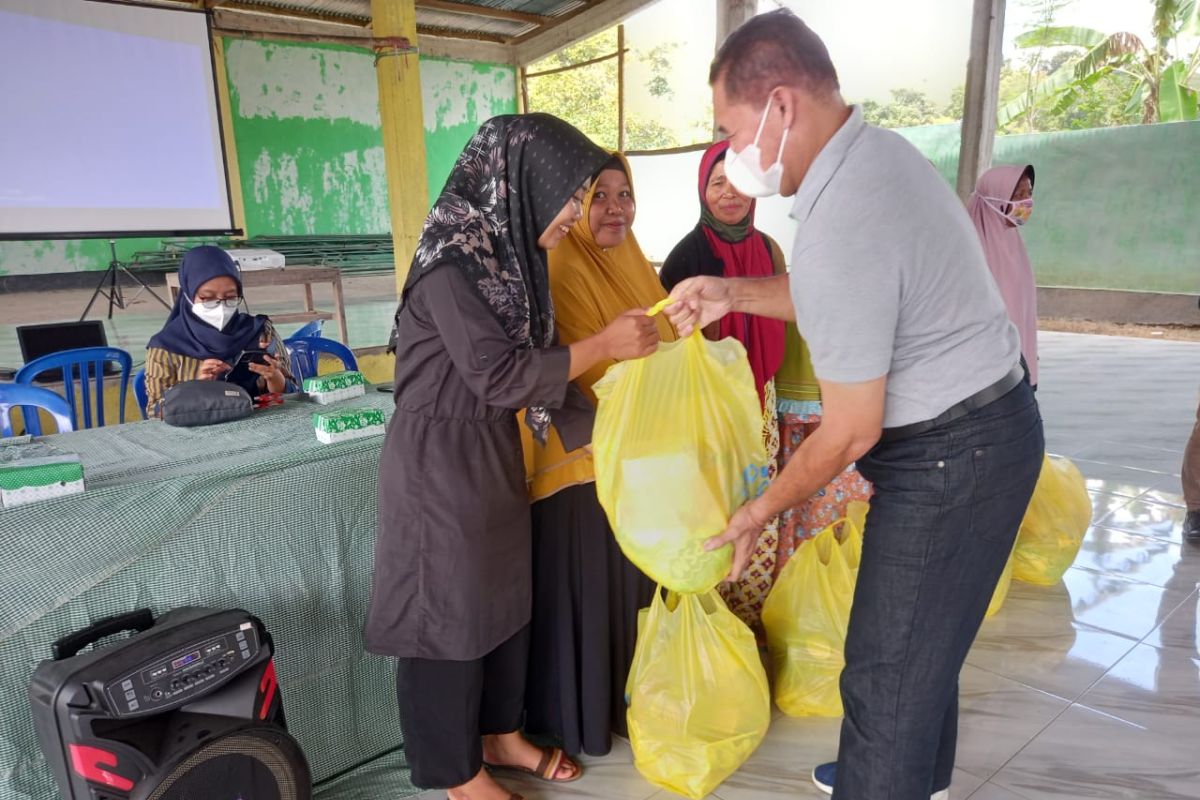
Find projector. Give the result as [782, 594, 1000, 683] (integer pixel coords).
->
[225, 249, 285, 271]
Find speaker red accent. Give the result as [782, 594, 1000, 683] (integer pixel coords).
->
[258, 660, 278, 721]
[68, 744, 134, 792]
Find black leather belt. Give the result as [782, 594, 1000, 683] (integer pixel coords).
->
[879, 363, 1026, 444]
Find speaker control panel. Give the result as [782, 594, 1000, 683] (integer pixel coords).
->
[104, 622, 261, 716]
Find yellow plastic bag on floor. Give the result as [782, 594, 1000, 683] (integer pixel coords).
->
[626, 588, 771, 799]
[762, 507, 864, 717]
[593, 332, 770, 593]
[1012, 455, 1092, 585]
[986, 553, 1014, 618]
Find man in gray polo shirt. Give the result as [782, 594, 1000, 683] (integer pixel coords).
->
[666, 9, 1044, 800]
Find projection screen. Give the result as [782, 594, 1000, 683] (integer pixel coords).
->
[0, 0, 236, 239]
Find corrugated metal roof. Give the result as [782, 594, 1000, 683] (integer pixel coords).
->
[215, 0, 590, 41]
[231, 0, 370, 23]
[416, 10, 533, 39]
[450, 0, 585, 17]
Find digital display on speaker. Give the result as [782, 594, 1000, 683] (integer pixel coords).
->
[171, 651, 201, 670]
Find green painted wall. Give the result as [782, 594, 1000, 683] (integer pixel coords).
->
[0, 39, 516, 276]
[224, 39, 517, 237]
[420, 58, 518, 202]
[899, 120, 1200, 294]
[0, 237, 165, 278]
[224, 39, 390, 236]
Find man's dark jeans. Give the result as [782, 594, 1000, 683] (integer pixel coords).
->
[832, 381, 1044, 800]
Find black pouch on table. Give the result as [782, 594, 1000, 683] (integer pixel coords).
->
[160, 380, 254, 427]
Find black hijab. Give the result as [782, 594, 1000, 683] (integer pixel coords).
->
[397, 113, 608, 441]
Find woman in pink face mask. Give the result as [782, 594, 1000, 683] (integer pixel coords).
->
[967, 164, 1037, 387]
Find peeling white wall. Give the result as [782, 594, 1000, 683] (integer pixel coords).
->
[421, 59, 516, 133]
[224, 40, 380, 126]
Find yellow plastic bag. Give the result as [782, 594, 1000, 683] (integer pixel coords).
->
[986, 553, 1014, 618]
[626, 588, 771, 799]
[1012, 455, 1092, 585]
[593, 333, 770, 593]
[762, 508, 864, 717]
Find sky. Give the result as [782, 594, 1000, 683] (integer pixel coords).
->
[615, 0, 1187, 145]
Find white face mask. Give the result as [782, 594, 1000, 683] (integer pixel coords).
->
[191, 299, 239, 331]
[724, 95, 790, 198]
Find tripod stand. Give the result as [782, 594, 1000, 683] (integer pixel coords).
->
[80, 240, 172, 321]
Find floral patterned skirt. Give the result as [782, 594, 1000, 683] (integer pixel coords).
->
[718, 396, 874, 633]
[717, 381, 781, 631]
[773, 412, 874, 580]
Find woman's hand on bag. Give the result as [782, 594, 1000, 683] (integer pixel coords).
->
[602, 309, 660, 360]
[198, 358, 231, 380]
[705, 500, 770, 582]
[664, 276, 733, 337]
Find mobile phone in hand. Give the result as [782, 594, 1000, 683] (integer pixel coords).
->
[235, 349, 270, 367]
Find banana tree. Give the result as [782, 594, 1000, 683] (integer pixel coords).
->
[998, 0, 1200, 127]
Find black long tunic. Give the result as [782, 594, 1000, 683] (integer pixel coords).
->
[365, 265, 591, 660]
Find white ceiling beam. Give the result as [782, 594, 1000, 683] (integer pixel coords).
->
[513, 0, 662, 66]
[419, 35, 515, 64]
[212, 8, 372, 39]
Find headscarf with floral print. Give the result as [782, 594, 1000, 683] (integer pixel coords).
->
[393, 113, 608, 442]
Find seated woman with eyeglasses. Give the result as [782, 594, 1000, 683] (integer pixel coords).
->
[143, 245, 292, 417]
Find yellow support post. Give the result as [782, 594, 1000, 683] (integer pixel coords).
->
[212, 35, 248, 236]
[372, 0, 430, 293]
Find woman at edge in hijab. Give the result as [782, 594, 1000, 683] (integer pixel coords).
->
[660, 140, 872, 628]
[144, 245, 291, 416]
[521, 153, 671, 757]
[968, 164, 1037, 388]
[365, 115, 658, 800]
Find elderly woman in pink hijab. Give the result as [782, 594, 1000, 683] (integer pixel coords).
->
[968, 164, 1037, 387]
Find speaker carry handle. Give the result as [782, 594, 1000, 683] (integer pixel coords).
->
[52, 609, 155, 661]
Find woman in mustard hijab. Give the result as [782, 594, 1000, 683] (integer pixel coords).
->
[521, 153, 673, 757]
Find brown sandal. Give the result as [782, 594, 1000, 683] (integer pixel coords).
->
[485, 746, 583, 783]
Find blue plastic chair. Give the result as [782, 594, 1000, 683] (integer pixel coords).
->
[285, 337, 359, 382]
[0, 383, 76, 437]
[15, 346, 133, 430]
[133, 368, 148, 420]
[285, 320, 325, 341]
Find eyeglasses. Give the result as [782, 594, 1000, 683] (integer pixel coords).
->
[194, 298, 240, 310]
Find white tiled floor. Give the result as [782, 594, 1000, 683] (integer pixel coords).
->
[423, 504, 1195, 800]
[401, 332, 1200, 800]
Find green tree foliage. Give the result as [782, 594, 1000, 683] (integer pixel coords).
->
[858, 88, 954, 129]
[1015, 0, 1079, 132]
[525, 30, 679, 151]
[995, 54, 1142, 133]
[998, 0, 1200, 128]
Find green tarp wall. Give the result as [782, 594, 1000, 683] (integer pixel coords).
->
[906, 120, 1200, 294]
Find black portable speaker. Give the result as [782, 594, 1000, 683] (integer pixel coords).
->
[28, 607, 311, 800]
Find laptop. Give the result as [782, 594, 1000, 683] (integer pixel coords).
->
[16, 321, 120, 384]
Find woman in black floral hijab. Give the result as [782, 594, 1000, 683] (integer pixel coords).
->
[367, 114, 659, 799]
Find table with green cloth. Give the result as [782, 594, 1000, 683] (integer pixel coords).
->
[0, 392, 418, 800]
